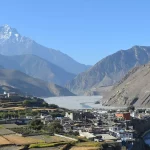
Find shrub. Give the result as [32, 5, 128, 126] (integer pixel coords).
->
[49, 104, 59, 109]
[48, 121, 63, 133]
[29, 119, 43, 130]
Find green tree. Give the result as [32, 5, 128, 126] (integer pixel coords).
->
[49, 104, 59, 109]
[23, 100, 30, 107]
[48, 121, 63, 133]
[2, 112, 8, 119]
[29, 119, 43, 130]
[31, 111, 39, 116]
[42, 102, 49, 107]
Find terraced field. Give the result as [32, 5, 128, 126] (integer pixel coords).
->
[0, 128, 15, 135]
[0, 136, 11, 145]
[70, 147, 100, 150]
[0, 146, 22, 150]
[3, 134, 44, 145]
[30, 135, 74, 143]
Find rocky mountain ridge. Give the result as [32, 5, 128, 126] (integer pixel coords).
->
[104, 63, 150, 107]
[66, 45, 150, 94]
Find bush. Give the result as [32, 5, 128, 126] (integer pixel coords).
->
[29, 119, 43, 130]
[10, 127, 43, 136]
[48, 121, 63, 133]
[77, 137, 89, 142]
[23, 99, 48, 107]
[49, 104, 59, 109]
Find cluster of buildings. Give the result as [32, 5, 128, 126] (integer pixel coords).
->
[0, 91, 150, 147]
[41, 108, 150, 144]
[62, 110, 134, 142]
[36, 108, 137, 142]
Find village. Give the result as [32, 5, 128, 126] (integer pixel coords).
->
[0, 92, 149, 150]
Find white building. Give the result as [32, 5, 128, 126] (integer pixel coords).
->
[44, 115, 53, 121]
[109, 126, 134, 140]
[65, 112, 82, 120]
[79, 130, 117, 141]
[79, 130, 96, 140]
[40, 114, 53, 121]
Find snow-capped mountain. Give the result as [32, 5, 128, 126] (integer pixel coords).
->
[0, 24, 33, 45]
[0, 24, 90, 74]
[0, 24, 19, 42]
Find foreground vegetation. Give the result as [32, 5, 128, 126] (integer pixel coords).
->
[29, 142, 68, 148]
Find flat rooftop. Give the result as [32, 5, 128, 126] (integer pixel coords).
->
[95, 134, 117, 140]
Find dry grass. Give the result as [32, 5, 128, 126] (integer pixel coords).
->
[4, 134, 44, 145]
[0, 107, 26, 111]
[32, 108, 57, 111]
[30, 135, 73, 143]
[70, 142, 103, 150]
[0, 136, 11, 145]
[75, 142, 102, 147]
[70, 147, 101, 150]
[47, 136, 73, 142]
[29, 142, 68, 148]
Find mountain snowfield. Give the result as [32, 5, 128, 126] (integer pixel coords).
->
[0, 24, 90, 74]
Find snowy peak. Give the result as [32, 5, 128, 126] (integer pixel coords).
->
[0, 24, 19, 40]
[0, 24, 33, 45]
[0, 24, 18, 34]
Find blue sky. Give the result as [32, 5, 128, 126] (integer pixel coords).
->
[1, 0, 150, 65]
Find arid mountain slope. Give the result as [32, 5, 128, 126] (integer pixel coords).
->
[104, 63, 150, 107]
[67, 45, 150, 94]
[0, 54, 75, 86]
[0, 69, 74, 97]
